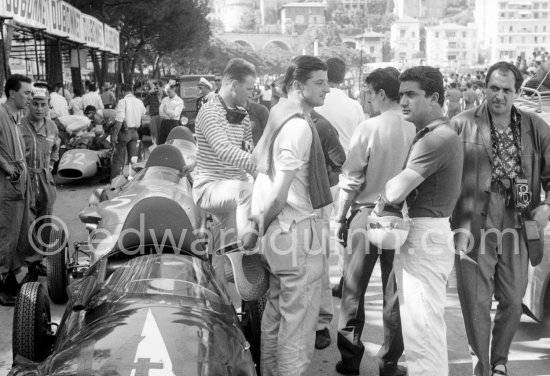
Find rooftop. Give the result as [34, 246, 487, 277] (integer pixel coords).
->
[354, 31, 385, 39]
[281, 2, 326, 8]
[426, 23, 475, 30]
[394, 16, 421, 23]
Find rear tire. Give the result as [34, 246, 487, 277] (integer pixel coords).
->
[242, 294, 266, 374]
[46, 229, 69, 304]
[12, 282, 53, 361]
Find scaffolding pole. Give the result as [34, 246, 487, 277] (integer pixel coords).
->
[33, 30, 41, 80]
[0, 18, 8, 79]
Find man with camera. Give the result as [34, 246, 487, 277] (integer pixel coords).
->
[450, 61, 550, 376]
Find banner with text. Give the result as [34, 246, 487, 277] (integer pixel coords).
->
[81, 13, 105, 50]
[2, 0, 50, 30]
[104, 25, 120, 55]
[0, 0, 119, 54]
[48, 0, 83, 43]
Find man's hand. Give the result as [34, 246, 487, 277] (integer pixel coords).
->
[531, 203, 550, 231]
[336, 221, 349, 247]
[3, 165, 15, 178]
[9, 168, 20, 182]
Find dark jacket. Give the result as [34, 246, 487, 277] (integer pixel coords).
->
[311, 111, 346, 187]
[450, 103, 550, 251]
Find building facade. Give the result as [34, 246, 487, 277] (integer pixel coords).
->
[476, 0, 550, 63]
[355, 30, 385, 62]
[390, 16, 421, 62]
[394, 0, 448, 19]
[425, 23, 478, 68]
[280, 2, 326, 34]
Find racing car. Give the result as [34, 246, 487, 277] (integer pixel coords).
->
[54, 114, 112, 183]
[10, 132, 263, 375]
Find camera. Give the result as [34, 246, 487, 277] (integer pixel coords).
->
[226, 107, 248, 125]
[513, 178, 532, 211]
[217, 95, 248, 125]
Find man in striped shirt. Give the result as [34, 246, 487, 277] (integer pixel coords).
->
[192, 58, 258, 287]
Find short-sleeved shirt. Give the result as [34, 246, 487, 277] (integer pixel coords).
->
[251, 118, 313, 231]
[406, 121, 463, 218]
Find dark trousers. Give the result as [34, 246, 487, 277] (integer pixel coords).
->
[111, 128, 139, 180]
[337, 208, 404, 373]
[29, 170, 57, 254]
[158, 119, 180, 145]
[456, 192, 529, 376]
[0, 171, 39, 275]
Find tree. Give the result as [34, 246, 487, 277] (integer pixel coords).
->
[318, 45, 362, 69]
[382, 42, 394, 61]
[67, 0, 211, 83]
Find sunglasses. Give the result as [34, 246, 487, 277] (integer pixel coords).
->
[215, 79, 221, 82]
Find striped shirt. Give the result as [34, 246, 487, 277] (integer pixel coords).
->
[194, 96, 256, 192]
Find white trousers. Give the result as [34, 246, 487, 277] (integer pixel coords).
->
[260, 218, 324, 376]
[393, 217, 455, 376]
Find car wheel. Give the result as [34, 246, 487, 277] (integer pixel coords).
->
[12, 282, 54, 362]
[46, 229, 69, 304]
[242, 294, 266, 374]
[89, 188, 109, 207]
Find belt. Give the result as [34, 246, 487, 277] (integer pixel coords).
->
[30, 167, 47, 174]
[364, 203, 402, 215]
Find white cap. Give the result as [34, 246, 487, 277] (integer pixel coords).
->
[199, 77, 213, 90]
[32, 87, 48, 99]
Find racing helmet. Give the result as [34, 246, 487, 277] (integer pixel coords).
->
[367, 201, 411, 250]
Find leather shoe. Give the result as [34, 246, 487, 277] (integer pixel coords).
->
[332, 277, 343, 298]
[379, 362, 407, 376]
[315, 327, 331, 349]
[335, 361, 359, 375]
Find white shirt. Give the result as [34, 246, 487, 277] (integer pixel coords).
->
[159, 95, 184, 120]
[68, 96, 84, 115]
[115, 94, 146, 128]
[252, 118, 313, 231]
[82, 91, 104, 111]
[261, 88, 272, 101]
[315, 87, 365, 154]
[49, 92, 69, 118]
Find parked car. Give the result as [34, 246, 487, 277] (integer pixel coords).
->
[161, 75, 216, 132]
[519, 97, 550, 322]
[10, 133, 262, 375]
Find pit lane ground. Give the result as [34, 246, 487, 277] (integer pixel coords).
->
[0, 177, 548, 375]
